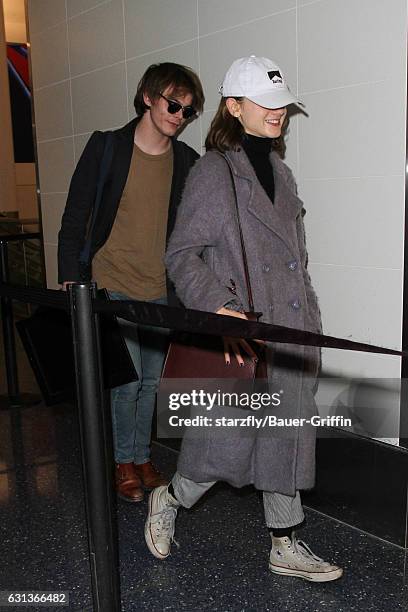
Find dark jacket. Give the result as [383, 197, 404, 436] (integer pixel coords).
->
[57, 117, 199, 303]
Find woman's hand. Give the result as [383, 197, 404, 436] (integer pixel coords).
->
[216, 307, 260, 365]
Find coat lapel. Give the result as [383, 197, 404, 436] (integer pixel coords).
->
[226, 149, 302, 254]
[271, 152, 304, 221]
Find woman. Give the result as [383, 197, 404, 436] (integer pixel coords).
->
[145, 56, 342, 582]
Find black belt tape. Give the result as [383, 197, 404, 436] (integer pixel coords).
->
[95, 299, 403, 357]
[0, 282, 402, 357]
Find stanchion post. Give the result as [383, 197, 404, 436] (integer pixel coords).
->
[0, 239, 20, 405]
[69, 283, 121, 612]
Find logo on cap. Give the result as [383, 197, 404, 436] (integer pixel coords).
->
[267, 70, 283, 83]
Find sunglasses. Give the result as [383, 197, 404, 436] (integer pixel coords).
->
[159, 93, 196, 119]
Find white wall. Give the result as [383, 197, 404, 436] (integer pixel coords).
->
[28, 0, 407, 438]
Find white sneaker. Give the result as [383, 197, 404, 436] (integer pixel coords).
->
[145, 485, 180, 560]
[269, 533, 343, 582]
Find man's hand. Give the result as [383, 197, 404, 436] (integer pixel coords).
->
[61, 281, 75, 291]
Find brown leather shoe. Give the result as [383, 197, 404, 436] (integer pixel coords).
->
[115, 463, 144, 502]
[133, 461, 169, 490]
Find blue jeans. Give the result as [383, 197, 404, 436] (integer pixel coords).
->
[109, 292, 168, 464]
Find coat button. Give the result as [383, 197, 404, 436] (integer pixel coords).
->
[288, 260, 298, 271]
[262, 264, 270, 272]
[269, 304, 274, 311]
[290, 299, 301, 310]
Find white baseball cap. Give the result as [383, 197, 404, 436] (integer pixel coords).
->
[219, 55, 302, 109]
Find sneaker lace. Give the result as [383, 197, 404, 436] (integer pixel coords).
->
[152, 506, 180, 549]
[293, 538, 327, 566]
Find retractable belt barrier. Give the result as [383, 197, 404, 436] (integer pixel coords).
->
[0, 283, 68, 310]
[0, 232, 41, 243]
[0, 281, 402, 355]
[95, 298, 403, 357]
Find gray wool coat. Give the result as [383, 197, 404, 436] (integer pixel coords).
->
[165, 147, 322, 496]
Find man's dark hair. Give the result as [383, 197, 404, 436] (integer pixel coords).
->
[134, 62, 204, 116]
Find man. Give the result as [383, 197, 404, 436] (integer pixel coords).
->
[58, 63, 204, 502]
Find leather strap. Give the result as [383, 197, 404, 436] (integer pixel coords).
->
[215, 152, 255, 313]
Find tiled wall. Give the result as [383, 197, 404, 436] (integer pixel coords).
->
[28, 1, 407, 404]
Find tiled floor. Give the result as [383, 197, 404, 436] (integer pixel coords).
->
[0, 399, 408, 612]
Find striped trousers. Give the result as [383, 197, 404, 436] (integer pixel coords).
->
[172, 471, 304, 528]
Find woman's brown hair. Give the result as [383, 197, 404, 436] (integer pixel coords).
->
[205, 98, 286, 156]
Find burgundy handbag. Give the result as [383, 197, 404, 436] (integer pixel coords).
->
[162, 154, 267, 381]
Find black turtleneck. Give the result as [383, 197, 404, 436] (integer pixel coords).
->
[241, 133, 275, 204]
